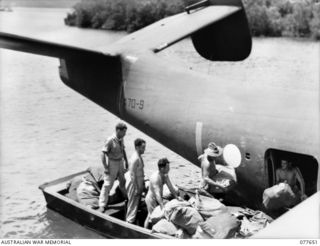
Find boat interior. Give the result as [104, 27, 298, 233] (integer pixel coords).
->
[52, 173, 196, 231]
[57, 179, 150, 228]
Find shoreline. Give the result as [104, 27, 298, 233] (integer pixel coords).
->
[1, 6, 72, 11]
[0, 0, 78, 9]
[0, 7, 317, 43]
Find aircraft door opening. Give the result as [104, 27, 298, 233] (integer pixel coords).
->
[265, 149, 318, 197]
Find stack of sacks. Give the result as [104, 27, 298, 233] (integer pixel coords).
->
[152, 195, 261, 239]
[164, 199, 204, 235]
[193, 212, 240, 239]
[151, 219, 178, 236]
[175, 228, 192, 239]
[65, 166, 105, 204]
[191, 194, 241, 239]
[152, 199, 204, 236]
[193, 194, 228, 219]
[65, 166, 124, 208]
[76, 167, 105, 208]
[150, 206, 165, 225]
[65, 176, 82, 202]
[237, 208, 273, 237]
[225, 206, 273, 238]
[192, 226, 211, 239]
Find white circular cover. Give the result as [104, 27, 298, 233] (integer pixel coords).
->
[223, 144, 242, 168]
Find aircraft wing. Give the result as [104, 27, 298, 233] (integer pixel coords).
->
[111, 1, 252, 61]
[0, 1, 250, 61]
[252, 192, 320, 238]
[0, 31, 116, 60]
[112, 5, 241, 53]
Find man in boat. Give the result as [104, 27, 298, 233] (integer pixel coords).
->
[125, 138, 146, 224]
[98, 122, 128, 213]
[275, 159, 307, 203]
[144, 158, 182, 228]
[199, 142, 237, 199]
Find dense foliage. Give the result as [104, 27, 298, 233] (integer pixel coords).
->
[65, 0, 320, 39]
[244, 0, 320, 39]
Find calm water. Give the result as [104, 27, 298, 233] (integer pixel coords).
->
[0, 8, 319, 239]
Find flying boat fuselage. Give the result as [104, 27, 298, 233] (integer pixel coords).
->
[59, 47, 319, 208]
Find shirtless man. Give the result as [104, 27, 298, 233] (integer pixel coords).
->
[125, 138, 146, 224]
[98, 122, 128, 213]
[199, 142, 236, 198]
[144, 158, 181, 228]
[276, 160, 307, 201]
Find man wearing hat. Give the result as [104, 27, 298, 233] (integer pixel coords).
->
[98, 122, 128, 213]
[199, 142, 237, 198]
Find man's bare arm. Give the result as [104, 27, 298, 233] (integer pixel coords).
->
[123, 149, 129, 170]
[154, 188, 164, 209]
[101, 139, 112, 173]
[165, 175, 179, 199]
[295, 168, 306, 195]
[203, 177, 225, 189]
[201, 162, 224, 188]
[101, 152, 108, 171]
[151, 177, 164, 209]
[275, 169, 281, 184]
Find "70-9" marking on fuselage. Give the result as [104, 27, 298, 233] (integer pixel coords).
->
[125, 98, 144, 110]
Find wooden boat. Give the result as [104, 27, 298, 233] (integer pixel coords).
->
[39, 169, 272, 239]
[39, 170, 172, 239]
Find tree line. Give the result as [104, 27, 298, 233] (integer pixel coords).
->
[65, 0, 320, 39]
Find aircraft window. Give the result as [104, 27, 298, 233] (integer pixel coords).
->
[265, 149, 318, 197]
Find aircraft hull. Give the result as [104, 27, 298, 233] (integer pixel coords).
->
[119, 53, 319, 207]
[59, 50, 319, 208]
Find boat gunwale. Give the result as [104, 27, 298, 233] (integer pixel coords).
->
[39, 170, 172, 239]
[39, 169, 88, 190]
